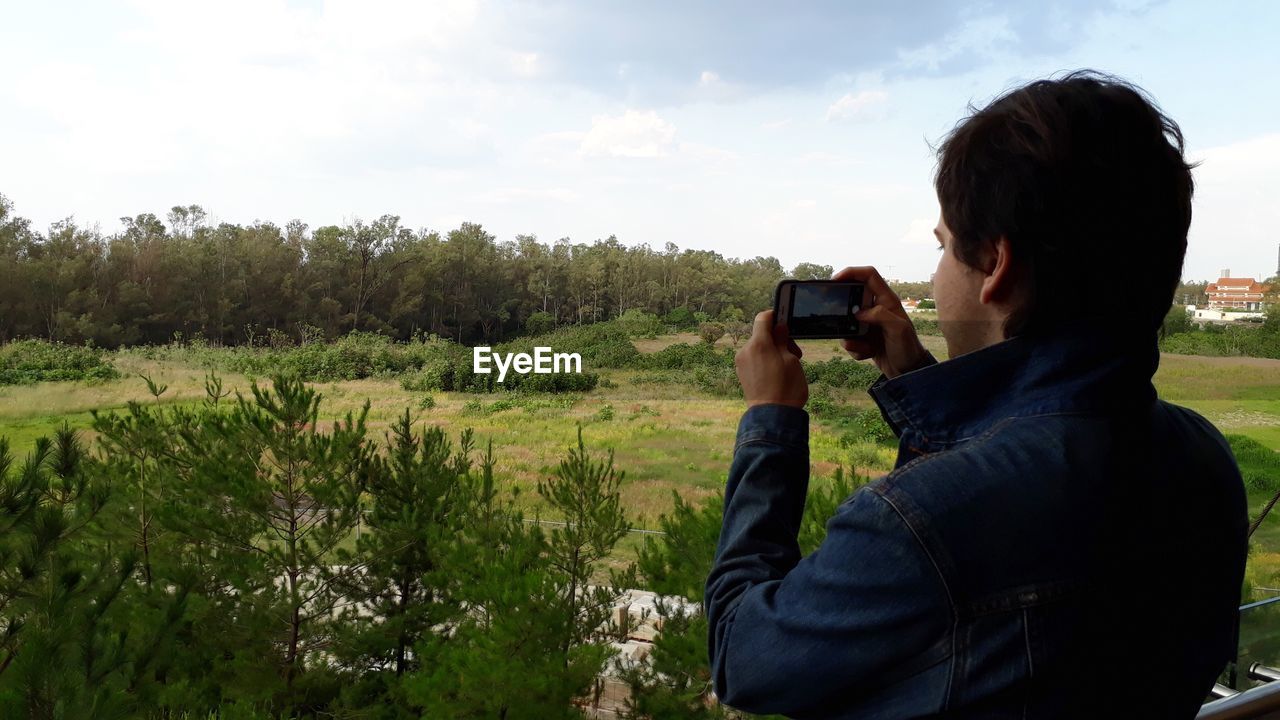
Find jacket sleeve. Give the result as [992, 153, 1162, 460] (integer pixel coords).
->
[704, 403, 952, 717]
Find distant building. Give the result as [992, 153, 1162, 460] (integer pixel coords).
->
[1206, 270, 1269, 310]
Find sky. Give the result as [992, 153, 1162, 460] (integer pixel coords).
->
[1, 0, 1278, 283]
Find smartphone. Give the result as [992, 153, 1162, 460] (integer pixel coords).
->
[773, 279, 871, 339]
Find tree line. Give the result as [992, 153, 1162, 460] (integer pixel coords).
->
[0, 194, 934, 348]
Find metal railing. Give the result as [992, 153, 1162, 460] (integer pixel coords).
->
[1198, 597, 1280, 719]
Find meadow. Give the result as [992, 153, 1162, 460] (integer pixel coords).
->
[1, 330, 1277, 590]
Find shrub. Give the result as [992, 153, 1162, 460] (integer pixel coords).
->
[642, 342, 732, 371]
[803, 357, 880, 390]
[852, 407, 895, 444]
[0, 339, 120, 385]
[911, 316, 941, 336]
[662, 307, 694, 329]
[616, 309, 663, 338]
[697, 322, 726, 345]
[692, 365, 740, 397]
[1229, 435, 1280, 493]
[525, 311, 555, 336]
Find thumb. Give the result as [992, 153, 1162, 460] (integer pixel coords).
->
[855, 304, 894, 328]
[750, 310, 775, 343]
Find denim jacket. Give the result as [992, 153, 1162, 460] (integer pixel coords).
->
[705, 322, 1249, 719]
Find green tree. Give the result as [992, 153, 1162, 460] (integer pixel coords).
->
[171, 375, 374, 710]
[330, 411, 474, 716]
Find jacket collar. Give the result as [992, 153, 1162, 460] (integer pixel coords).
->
[869, 318, 1159, 448]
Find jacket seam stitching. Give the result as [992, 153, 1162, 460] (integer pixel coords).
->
[885, 410, 1104, 478]
[733, 437, 808, 454]
[1022, 606, 1033, 720]
[871, 488, 958, 711]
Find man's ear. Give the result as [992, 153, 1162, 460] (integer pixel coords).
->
[978, 235, 1017, 305]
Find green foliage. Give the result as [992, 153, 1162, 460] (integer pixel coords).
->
[616, 309, 663, 338]
[331, 411, 472, 699]
[916, 299, 936, 309]
[910, 316, 941, 336]
[0, 339, 119, 385]
[697, 322, 726, 345]
[1160, 304, 1193, 339]
[643, 341, 733, 371]
[525, 310, 556, 336]
[663, 306, 695, 329]
[802, 357, 880, 390]
[1229, 434, 1280, 492]
[1161, 322, 1280, 359]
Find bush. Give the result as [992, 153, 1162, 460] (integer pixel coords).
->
[692, 365, 740, 397]
[524, 311, 555, 336]
[1160, 324, 1280, 360]
[0, 339, 120, 385]
[616, 309, 663, 338]
[642, 342, 732, 371]
[803, 357, 880, 390]
[662, 307, 694, 329]
[852, 407, 896, 444]
[507, 323, 641, 369]
[911, 316, 941, 336]
[1160, 305, 1193, 338]
[697, 322, 726, 345]
[1229, 435, 1280, 493]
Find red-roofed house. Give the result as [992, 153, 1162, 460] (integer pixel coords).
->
[1206, 274, 1269, 310]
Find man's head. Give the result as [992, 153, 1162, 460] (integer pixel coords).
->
[929, 69, 1196, 358]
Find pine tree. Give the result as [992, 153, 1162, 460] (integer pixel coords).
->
[330, 410, 473, 715]
[170, 374, 374, 712]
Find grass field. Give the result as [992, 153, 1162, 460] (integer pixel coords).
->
[1, 332, 1277, 592]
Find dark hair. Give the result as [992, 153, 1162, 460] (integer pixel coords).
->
[933, 69, 1196, 337]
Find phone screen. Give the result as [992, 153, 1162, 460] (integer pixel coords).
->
[776, 280, 865, 338]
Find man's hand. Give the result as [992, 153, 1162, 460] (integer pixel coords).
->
[831, 266, 931, 380]
[735, 309, 808, 409]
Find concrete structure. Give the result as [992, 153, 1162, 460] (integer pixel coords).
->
[576, 587, 704, 718]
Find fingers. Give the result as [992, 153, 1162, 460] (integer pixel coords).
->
[830, 266, 900, 306]
[854, 304, 905, 337]
[841, 337, 877, 361]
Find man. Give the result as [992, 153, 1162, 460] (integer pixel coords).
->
[705, 70, 1249, 719]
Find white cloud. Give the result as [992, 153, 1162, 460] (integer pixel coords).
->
[511, 52, 540, 77]
[896, 217, 938, 247]
[1185, 133, 1280, 281]
[825, 89, 888, 122]
[579, 110, 676, 158]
